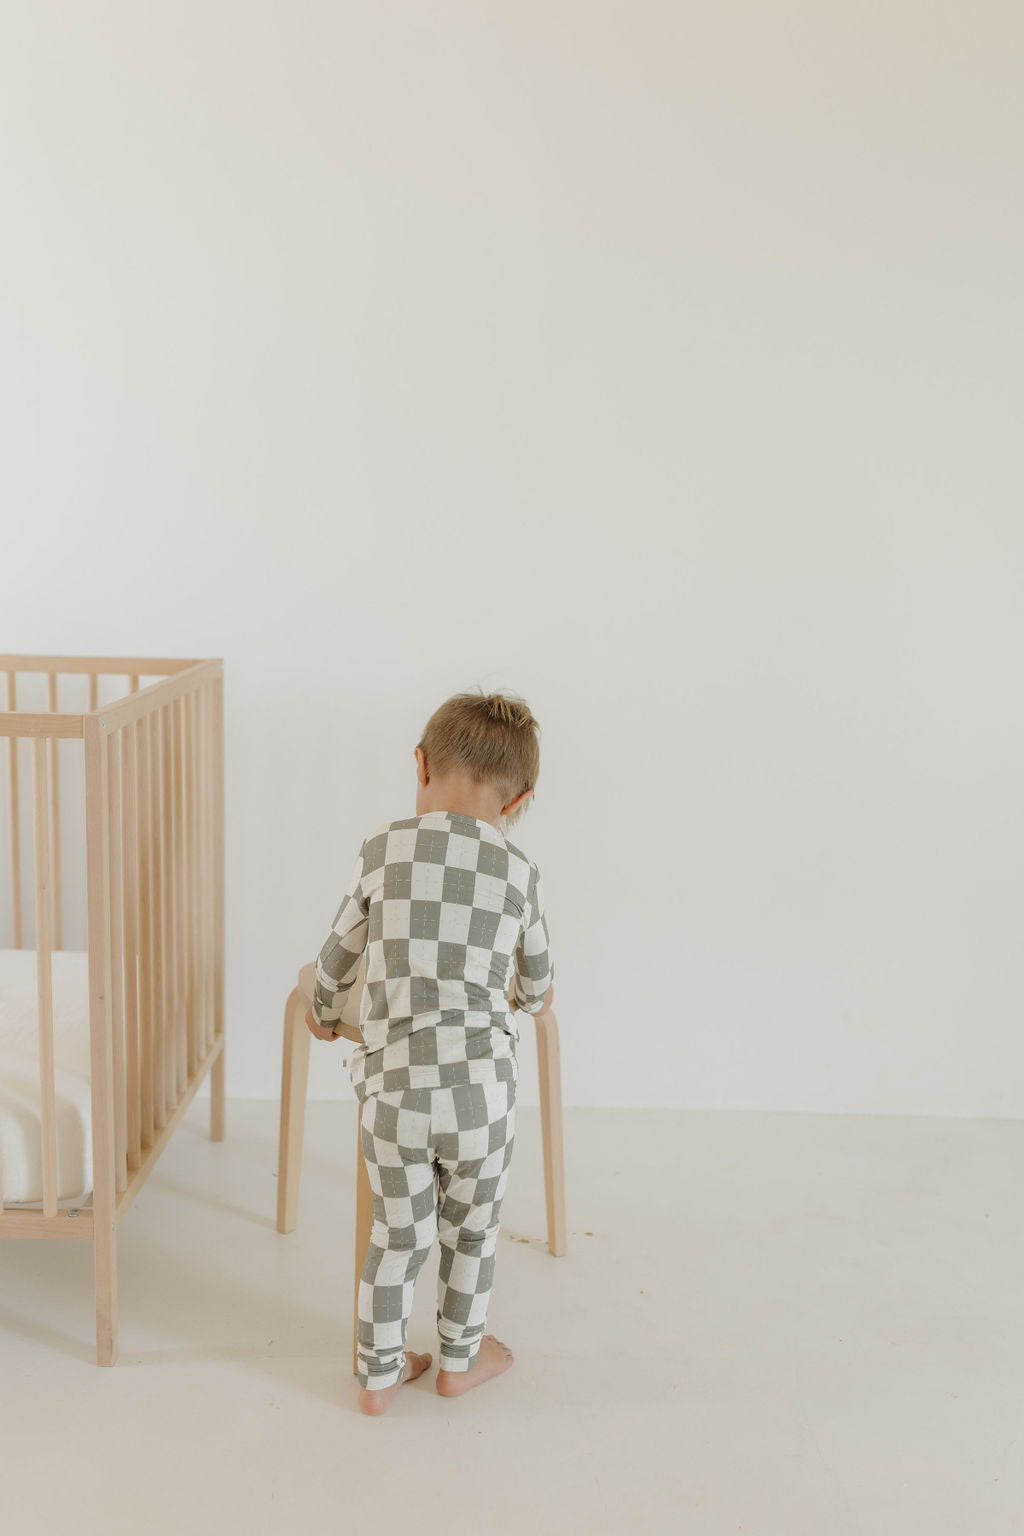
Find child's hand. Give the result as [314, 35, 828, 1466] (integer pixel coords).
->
[305, 1005, 341, 1042]
[535, 984, 555, 1018]
[507, 983, 555, 1016]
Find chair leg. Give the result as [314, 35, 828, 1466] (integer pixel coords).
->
[535, 1008, 567, 1256]
[353, 1100, 373, 1376]
[277, 987, 311, 1234]
[210, 1038, 226, 1142]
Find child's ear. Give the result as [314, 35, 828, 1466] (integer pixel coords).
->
[502, 788, 533, 822]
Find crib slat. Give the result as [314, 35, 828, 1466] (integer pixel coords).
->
[164, 699, 175, 1104]
[194, 685, 205, 1057]
[192, 687, 203, 1065]
[213, 672, 224, 1030]
[185, 688, 197, 1077]
[129, 675, 140, 694]
[151, 709, 166, 1130]
[161, 702, 176, 1114]
[121, 725, 141, 1171]
[138, 716, 155, 1148]
[32, 738, 59, 1218]
[166, 700, 177, 1117]
[46, 673, 63, 950]
[107, 730, 128, 1195]
[88, 674, 99, 712]
[211, 670, 225, 1139]
[172, 697, 186, 1097]
[181, 693, 193, 1084]
[179, 696, 189, 1093]
[6, 672, 22, 949]
[201, 681, 212, 1056]
[168, 698, 178, 1105]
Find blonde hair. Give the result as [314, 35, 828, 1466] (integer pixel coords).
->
[417, 688, 541, 832]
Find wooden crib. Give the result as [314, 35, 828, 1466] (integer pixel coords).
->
[0, 655, 225, 1364]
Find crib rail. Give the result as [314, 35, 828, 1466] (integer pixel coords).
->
[0, 658, 225, 1250]
[0, 656, 202, 956]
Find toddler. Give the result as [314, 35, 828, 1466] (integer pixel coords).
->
[307, 689, 555, 1416]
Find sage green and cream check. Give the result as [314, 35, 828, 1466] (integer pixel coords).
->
[312, 809, 555, 1101]
[311, 807, 554, 1390]
[357, 1076, 516, 1389]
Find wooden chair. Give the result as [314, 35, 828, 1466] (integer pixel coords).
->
[277, 961, 565, 1374]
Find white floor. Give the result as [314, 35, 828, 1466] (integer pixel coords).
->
[2, 1099, 1023, 1535]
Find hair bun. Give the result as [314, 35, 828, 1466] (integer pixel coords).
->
[482, 693, 530, 728]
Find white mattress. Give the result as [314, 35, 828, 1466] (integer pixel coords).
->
[0, 949, 93, 1206]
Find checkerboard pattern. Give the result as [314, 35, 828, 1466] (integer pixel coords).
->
[312, 809, 554, 1100]
[357, 1076, 517, 1389]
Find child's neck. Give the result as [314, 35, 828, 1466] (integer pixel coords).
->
[420, 778, 504, 830]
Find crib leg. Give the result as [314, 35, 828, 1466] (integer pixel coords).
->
[210, 1038, 226, 1142]
[94, 1220, 119, 1366]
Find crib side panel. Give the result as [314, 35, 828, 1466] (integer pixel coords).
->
[97, 660, 224, 1218]
[0, 693, 83, 1221]
[0, 657, 222, 1235]
[0, 666, 145, 1222]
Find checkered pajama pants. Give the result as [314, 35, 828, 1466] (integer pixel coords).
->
[357, 1076, 517, 1390]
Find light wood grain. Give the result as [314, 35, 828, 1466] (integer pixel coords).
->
[170, 703, 184, 1099]
[201, 682, 212, 1058]
[121, 724, 141, 1171]
[277, 988, 311, 1235]
[210, 672, 225, 1141]
[0, 1208, 94, 1240]
[151, 709, 166, 1130]
[114, 1034, 224, 1227]
[47, 672, 63, 949]
[32, 738, 59, 1218]
[185, 689, 196, 1077]
[6, 671, 22, 947]
[174, 697, 187, 1096]
[0, 713, 85, 739]
[0, 654, 201, 676]
[353, 1103, 373, 1378]
[95, 659, 220, 733]
[138, 713, 155, 1148]
[535, 1009, 567, 1256]
[3, 658, 226, 1364]
[106, 728, 128, 1195]
[84, 716, 118, 1365]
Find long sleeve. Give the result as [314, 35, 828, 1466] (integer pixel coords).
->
[510, 862, 554, 1014]
[312, 842, 370, 1030]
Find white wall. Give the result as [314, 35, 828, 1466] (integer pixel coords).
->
[1, 3, 1021, 1113]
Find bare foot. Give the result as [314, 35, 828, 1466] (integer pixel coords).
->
[358, 1350, 432, 1416]
[435, 1334, 515, 1398]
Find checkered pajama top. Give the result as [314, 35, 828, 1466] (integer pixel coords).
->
[312, 810, 555, 1100]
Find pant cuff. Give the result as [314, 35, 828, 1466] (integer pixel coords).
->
[438, 1348, 478, 1374]
[358, 1357, 405, 1391]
